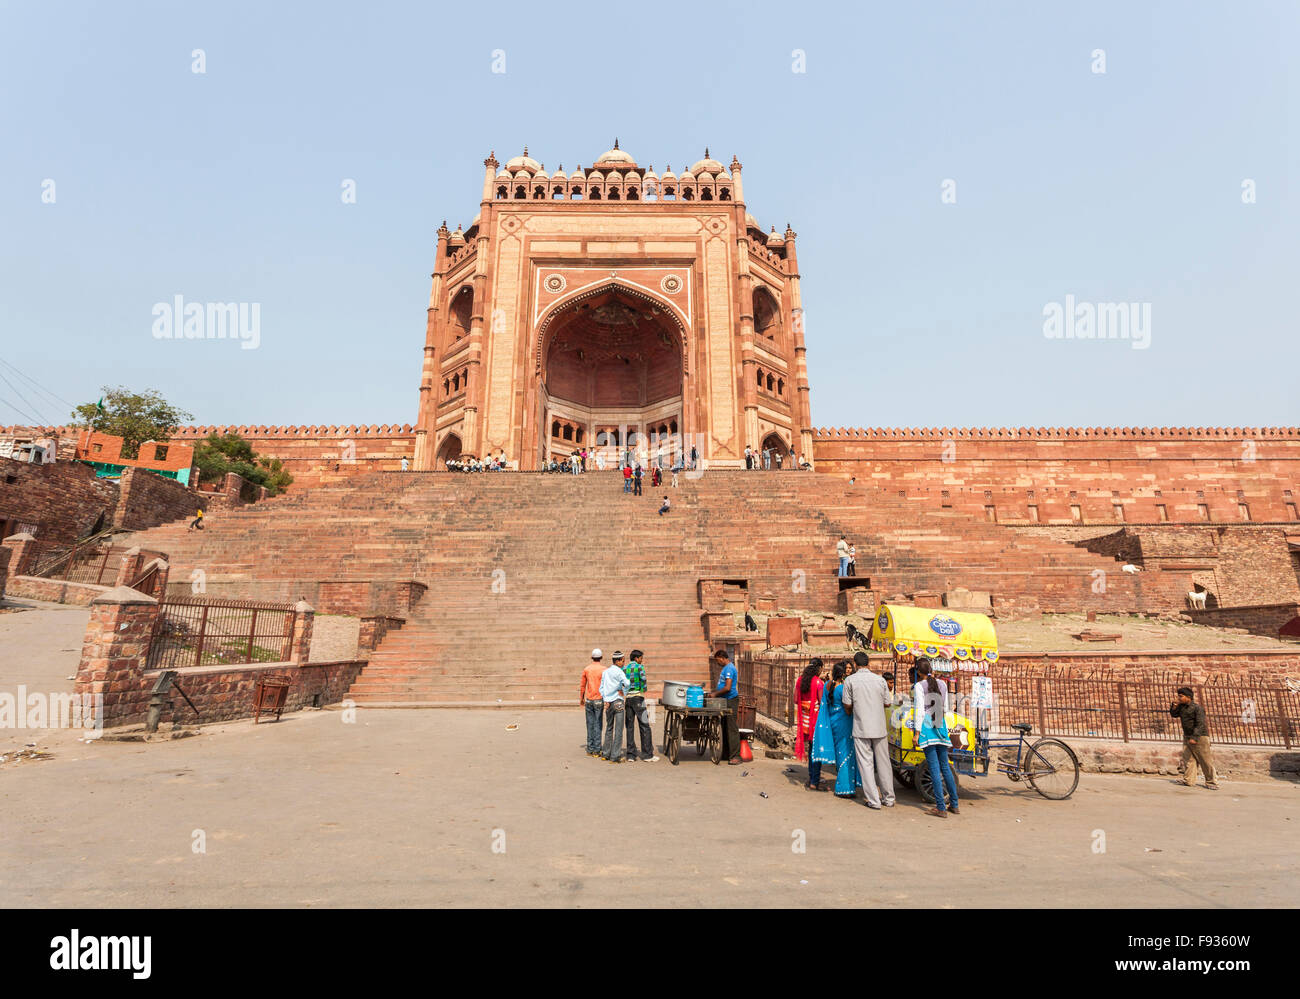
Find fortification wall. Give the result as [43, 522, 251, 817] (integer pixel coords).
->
[172, 425, 416, 492]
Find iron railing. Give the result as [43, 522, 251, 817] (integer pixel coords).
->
[147, 597, 296, 670]
[29, 534, 146, 587]
[738, 652, 1300, 748]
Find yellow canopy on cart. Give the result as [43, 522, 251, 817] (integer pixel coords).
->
[869, 604, 999, 666]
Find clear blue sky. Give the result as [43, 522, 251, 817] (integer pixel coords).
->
[1, 0, 1296, 430]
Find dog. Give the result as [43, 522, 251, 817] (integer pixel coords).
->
[845, 622, 870, 651]
[744, 612, 758, 632]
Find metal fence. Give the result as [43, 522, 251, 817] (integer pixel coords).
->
[739, 653, 1300, 748]
[28, 535, 161, 588]
[147, 597, 296, 670]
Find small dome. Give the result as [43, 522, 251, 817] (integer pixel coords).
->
[470, 212, 481, 228]
[766, 226, 785, 247]
[504, 147, 542, 172]
[551, 166, 566, 179]
[745, 213, 760, 231]
[624, 170, 641, 183]
[569, 165, 585, 180]
[689, 148, 724, 174]
[660, 165, 677, 181]
[587, 170, 605, 183]
[594, 140, 636, 167]
[448, 225, 466, 247]
[643, 165, 658, 180]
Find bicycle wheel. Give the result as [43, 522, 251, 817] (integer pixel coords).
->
[1024, 738, 1080, 800]
[667, 717, 681, 765]
[710, 719, 722, 764]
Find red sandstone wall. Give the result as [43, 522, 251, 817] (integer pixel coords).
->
[0, 457, 119, 542]
[172, 425, 415, 492]
[813, 427, 1300, 523]
[114, 467, 200, 532]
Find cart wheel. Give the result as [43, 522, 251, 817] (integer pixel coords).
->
[896, 766, 915, 789]
[913, 764, 935, 803]
[696, 737, 707, 757]
[710, 719, 722, 764]
[665, 718, 686, 764]
[1024, 738, 1080, 800]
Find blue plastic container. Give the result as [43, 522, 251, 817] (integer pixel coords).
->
[686, 685, 705, 708]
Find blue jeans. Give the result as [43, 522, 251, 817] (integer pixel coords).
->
[584, 700, 603, 753]
[924, 744, 959, 812]
[623, 477, 631, 492]
[602, 700, 625, 760]
[808, 758, 822, 786]
[838, 557, 849, 577]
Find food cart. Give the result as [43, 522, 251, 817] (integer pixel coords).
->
[661, 702, 727, 764]
[871, 604, 1079, 800]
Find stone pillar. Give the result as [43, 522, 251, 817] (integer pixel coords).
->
[114, 546, 145, 588]
[784, 225, 814, 466]
[1, 533, 38, 576]
[0, 545, 10, 600]
[289, 599, 315, 664]
[415, 222, 451, 470]
[75, 586, 160, 729]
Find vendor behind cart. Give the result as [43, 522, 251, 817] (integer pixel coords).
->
[712, 649, 743, 765]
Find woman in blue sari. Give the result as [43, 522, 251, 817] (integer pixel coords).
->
[811, 660, 860, 797]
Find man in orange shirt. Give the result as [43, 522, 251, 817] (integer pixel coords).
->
[579, 648, 606, 756]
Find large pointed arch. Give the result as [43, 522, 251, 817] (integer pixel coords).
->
[534, 279, 689, 376]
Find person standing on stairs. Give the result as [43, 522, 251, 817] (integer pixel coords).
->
[623, 463, 633, 493]
[600, 651, 630, 763]
[623, 649, 658, 762]
[633, 464, 644, 496]
[836, 535, 850, 577]
[580, 649, 606, 757]
[847, 544, 857, 577]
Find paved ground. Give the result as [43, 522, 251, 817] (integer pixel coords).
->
[0, 597, 88, 752]
[1, 704, 1295, 908]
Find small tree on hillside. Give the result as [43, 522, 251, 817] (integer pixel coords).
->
[71, 387, 194, 459]
[193, 432, 293, 498]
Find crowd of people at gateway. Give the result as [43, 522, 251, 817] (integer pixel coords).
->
[440, 440, 813, 474]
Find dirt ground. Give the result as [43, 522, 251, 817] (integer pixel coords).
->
[752, 609, 1297, 655]
[1, 705, 1295, 908]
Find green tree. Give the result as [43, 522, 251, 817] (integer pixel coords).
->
[71, 386, 194, 460]
[193, 433, 293, 498]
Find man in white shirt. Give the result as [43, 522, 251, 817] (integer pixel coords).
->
[600, 652, 630, 762]
[836, 535, 850, 577]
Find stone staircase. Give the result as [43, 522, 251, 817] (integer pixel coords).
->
[123, 469, 1169, 706]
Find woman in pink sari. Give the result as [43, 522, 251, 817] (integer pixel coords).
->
[794, 658, 825, 789]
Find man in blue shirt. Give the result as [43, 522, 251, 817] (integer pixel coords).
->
[600, 651, 630, 762]
[712, 648, 743, 765]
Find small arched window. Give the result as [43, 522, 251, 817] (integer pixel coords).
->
[700, 187, 713, 201]
[756, 368, 764, 388]
[766, 374, 774, 392]
[720, 187, 731, 200]
[552, 420, 561, 438]
[627, 187, 638, 200]
[514, 185, 526, 199]
[496, 186, 507, 199]
[777, 378, 785, 396]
